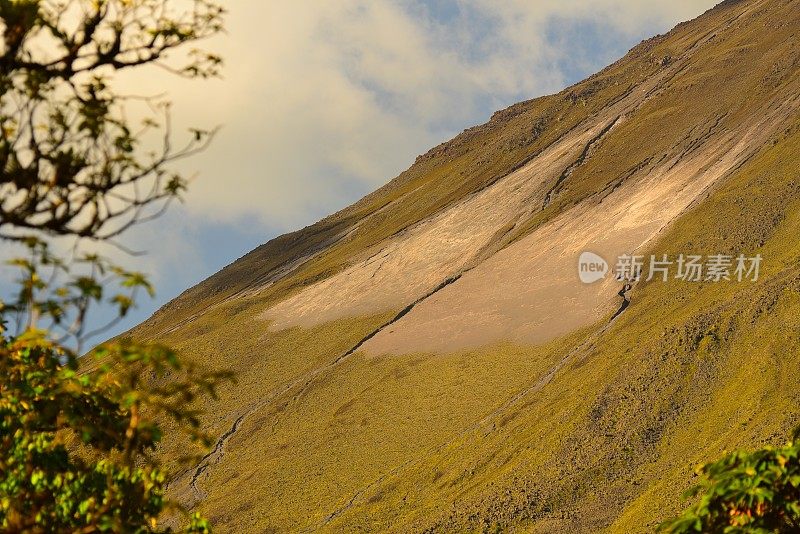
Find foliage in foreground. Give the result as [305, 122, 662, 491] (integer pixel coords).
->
[0, 241, 232, 532]
[0, 333, 227, 532]
[659, 430, 800, 533]
[0, 0, 230, 530]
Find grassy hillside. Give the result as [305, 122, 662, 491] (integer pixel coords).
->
[323, 117, 800, 533]
[121, 0, 800, 531]
[137, 0, 781, 332]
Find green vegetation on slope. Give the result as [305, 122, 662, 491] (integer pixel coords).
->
[322, 113, 800, 533]
[136, 0, 775, 335]
[659, 430, 800, 533]
[124, 0, 800, 531]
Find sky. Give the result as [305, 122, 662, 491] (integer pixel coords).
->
[0, 0, 721, 342]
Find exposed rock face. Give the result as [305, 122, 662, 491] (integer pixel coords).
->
[134, 0, 800, 531]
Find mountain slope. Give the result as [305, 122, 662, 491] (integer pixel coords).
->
[132, 0, 800, 531]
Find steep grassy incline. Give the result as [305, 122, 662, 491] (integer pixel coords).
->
[136, 0, 780, 336]
[323, 118, 800, 533]
[124, 0, 800, 531]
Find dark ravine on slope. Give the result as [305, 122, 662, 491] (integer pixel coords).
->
[178, 271, 469, 501]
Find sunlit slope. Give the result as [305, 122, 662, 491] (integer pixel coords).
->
[138, 0, 793, 336]
[120, 0, 800, 531]
[323, 118, 800, 533]
[171, 120, 800, 533]
[261, 0, 797, 350]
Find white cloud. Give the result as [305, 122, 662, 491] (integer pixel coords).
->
[1, 0, 723, 336]
[5, 0, 724, 234]
[156, 0, 719, 231]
